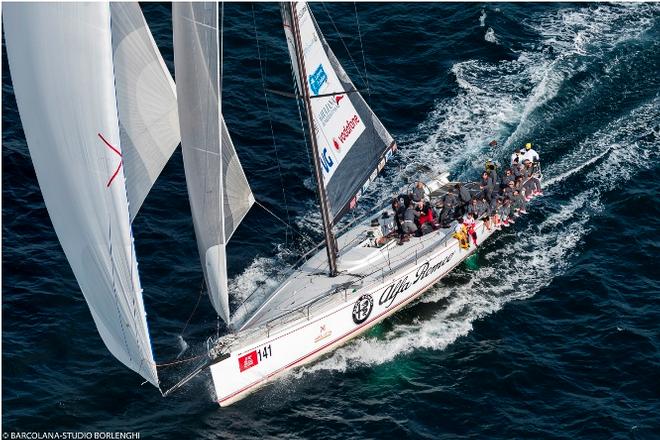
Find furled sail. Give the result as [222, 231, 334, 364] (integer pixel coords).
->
[172, 3, 254, 324]
[282, 2, 397, 225]
[3, 3, 158, 386]
[110, 2, 180, 221]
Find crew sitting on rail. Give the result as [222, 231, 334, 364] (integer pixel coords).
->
[510, 149, 522, 165]
[523, 159, 542, 197]
[452, 218, 470, 249]
[463, 212, 478, 246]
[521, 142, 539, 163]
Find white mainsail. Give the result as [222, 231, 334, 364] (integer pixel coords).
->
[3, 3, 159, 386]
[110, 2, 181, 221]
[283, 2, 396, 224]
[172, 3, 254, 324]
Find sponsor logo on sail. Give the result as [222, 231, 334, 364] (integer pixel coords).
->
[238, 350, 259, 372]
[302, 32, 319, 56]
[318, 96, 340, 127]
[338, 115, 361, 144]
[352, 294, 373, 324]
[309, 64, 328, 96]
[333, 138, 340, 151]
[335, 94, 345, 104]
[314, 325, 332, 343]
[321, 147, 334, 174]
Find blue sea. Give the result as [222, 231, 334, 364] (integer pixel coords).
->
[3, 2, 660, 439]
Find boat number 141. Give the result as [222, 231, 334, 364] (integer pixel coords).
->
[257, 344, 272, 362]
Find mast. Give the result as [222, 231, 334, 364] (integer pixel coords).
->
[289, 2, 338, 276]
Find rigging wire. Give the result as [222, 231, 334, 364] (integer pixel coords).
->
[254, 198, 318, 249]
[321, 2, 369, 90]
[179, 280, 206, 337]
[251, 3, 293, 245]
[353, 2, 371, 101]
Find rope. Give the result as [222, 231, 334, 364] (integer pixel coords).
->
[156, 353, 207, 368]
[353, 2, 371, 100]
[252, 3, 292, 245]
[254, 199, 318, 249]
[179, 281, 205, 337]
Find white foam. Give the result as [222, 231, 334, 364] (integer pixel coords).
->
[226, 3, 660, 377]
[292, 80, 659, 380]
[484, 27, 498, 44]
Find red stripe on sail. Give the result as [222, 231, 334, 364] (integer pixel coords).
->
[98, 133, 123, 187]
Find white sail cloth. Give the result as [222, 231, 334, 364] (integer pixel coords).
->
[3, 3, 159, 386]
[283, 2, 396, 224]
[172, 3, 254, 324]
[110, 2, 180, 221]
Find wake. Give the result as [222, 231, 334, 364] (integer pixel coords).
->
[227, 3, 659, 374]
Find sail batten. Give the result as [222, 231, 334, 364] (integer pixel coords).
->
[3, 2, 158, 386]
[283, 2, 396, 225]
[172, 2, 254, 323]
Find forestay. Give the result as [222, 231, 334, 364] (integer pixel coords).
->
[172, 3, 254, 324]
[110, 2, 181, 221]
[282, 2, 396, 225]
[3, 3, 158, 386]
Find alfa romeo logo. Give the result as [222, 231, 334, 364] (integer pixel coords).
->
[352, 294, 373, 324]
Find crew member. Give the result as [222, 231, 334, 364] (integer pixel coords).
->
[522, 142, 539, 163]
[402, 200, 420, 236]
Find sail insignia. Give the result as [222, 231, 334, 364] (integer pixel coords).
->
[283, 2, 397, 226]
[3, 2, 159, 386]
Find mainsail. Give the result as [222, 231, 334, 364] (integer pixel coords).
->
[110, 2, 181, 221]
[3, 3, 159, 386]
[172, 3, 255, 324]
[282, 2, 397, 225]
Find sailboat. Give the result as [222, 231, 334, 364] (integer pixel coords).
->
[5, 2, 510, 406]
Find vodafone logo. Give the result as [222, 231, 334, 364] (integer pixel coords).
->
[338, 115, 361, 144]
[333, 138, 340, 151]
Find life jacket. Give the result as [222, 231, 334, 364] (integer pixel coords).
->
[452, 225, 469, 249]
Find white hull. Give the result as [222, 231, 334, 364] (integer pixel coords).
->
[209, 216, 497, 406]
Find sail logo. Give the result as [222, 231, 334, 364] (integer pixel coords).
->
[335, 94, 345, 105]
[302, 33, 319, 56]
[238, 350, 259, 372]
[321, 147, 334, 174]
[338, 115, 361, 144]
[318, 96, 340, 127]
[309, 64, 328, 96]
[352, 294, 373, 324]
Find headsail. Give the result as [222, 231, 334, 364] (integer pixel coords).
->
[110, 2, 181, 221]
[172, 3, 254, 324]
[282, 2, 396, 225]
[3, 3, 158, 386]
